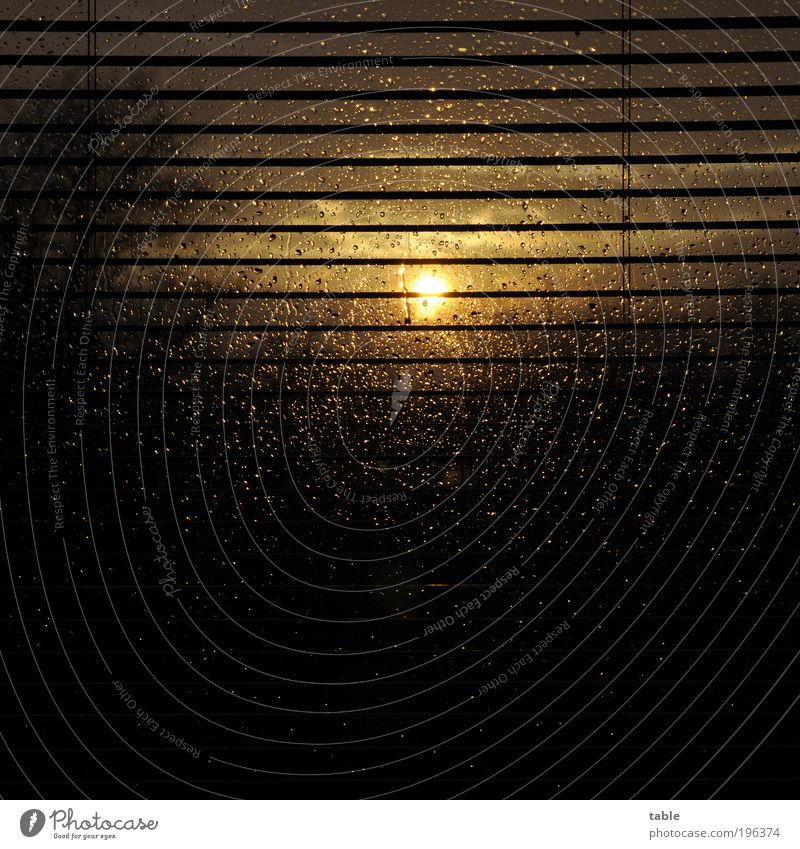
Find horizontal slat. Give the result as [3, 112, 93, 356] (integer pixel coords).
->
[115, 354, 797, 363]
[1, 154, 796, 166]
[30, 255, 800, 266]
[13, 222, 800, 234]
[8, 186, 800, 199]
[7, 85, 800, 100]
[2, 17, 799, 33]
[41, 287, 795, 299]
[4, 50, 800, 65]
[63, 321, 798, 331]
[3, 120, 796, 134]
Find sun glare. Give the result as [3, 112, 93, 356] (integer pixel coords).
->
[398, 268, 450, 323]
[410, 273, 449, 299]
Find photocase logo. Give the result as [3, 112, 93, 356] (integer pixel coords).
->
[389, 372, 413, 425]
[19, 809, 45, 837]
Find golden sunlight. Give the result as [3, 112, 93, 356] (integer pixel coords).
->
[399, 267, 451, 323]
[409, 273, 449, 299]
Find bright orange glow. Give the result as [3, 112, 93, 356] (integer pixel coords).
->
[409, 273, 449, 299]
[398, 269, 450, 323]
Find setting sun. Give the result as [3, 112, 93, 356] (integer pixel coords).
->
[399, 268, 450, 323]
[410, 273, 449, 298]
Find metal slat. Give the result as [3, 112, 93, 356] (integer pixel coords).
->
[5, 50, 800, 66]
[3, 17, 800, 32]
